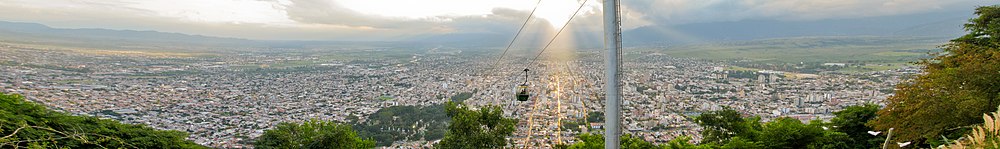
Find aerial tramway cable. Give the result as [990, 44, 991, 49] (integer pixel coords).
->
[517, 0, 591, 147]
[487, 0, 543, 76]
[482, 0, 540, 113]
[523, 0, 589, 70]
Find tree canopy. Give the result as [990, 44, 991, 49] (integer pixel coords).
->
[0, 92, 206, 148]
[831, 104, 883, 148]
[351, 104, 449, 146]
[694, 107, 760, 144]
[564, 104, 879, 149]
[254, 119, 375, 149]
[436, 101, 518, 149]
[564, 133, 665, 149]
[869, 5, 1000, 145]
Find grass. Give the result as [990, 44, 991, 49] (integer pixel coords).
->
[872, 51, 927, 57]
[378, 96, 394, 101]
[834, 63, 914, 73]
[726, 66, 761, 71]
[2, 41, 211, 57]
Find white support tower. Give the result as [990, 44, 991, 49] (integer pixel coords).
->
[603, 0, 623, 148]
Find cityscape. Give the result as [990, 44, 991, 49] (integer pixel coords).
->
[1, 43, 911, 148]
[0, 0, 996, 149]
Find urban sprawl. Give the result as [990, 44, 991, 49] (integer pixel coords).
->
[0, 44, 914, 148]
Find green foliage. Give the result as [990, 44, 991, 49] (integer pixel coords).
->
[561, 119, 585, 132]
[870, 5, 1000, 145]
[567, 133, 708, 149]
[436, 101, 518, 149]
[651, 36, 942, 73]
[662, 136, 713, 149]
[688, 105, 880, 149]
[806, 130, 852, 149]
[831, 104, 882, 148]
[450, 92, 474, 103]
[621, 134, 660, 149]
[566, 133, 604, 149]
[726, 70, 759, 79]
[565, 104, 882, 149]
[694, 107, 760, 144]
[352, 104, 449, 146]
[755, 118, 824, 149]
[0, 92, 206, 148]
[254, 119, 375, 149]
[720, 137, 760, 149]
[587, 111, 604, 123]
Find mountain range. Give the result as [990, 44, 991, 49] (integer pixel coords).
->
[0, 10, 974, 49]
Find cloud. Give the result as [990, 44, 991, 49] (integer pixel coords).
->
[0, 0, 991, 41]
[280, 0, 397, 27]
[276, 0, 562, 36]
[623, 0, 990, 25]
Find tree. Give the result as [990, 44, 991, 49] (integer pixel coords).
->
[831, 104, 882, 148]
[566, 133, 709, 149]
[0, 92, 206, 149]
[720, 137, 761, 149]
[870, 5, 1000, 145]
[436, 101, 518, 149]
[756, 118, 824, 149]
[587, 111, 604, 123]
[806, 130, 852, 149]
[686, 106, 883, 149]
[351, 104, 449, 146]
[662, 136, 714, 149]
[566, 133, 604, 149]
[254, 119, 375, 149]
[694, 107, 760, 144]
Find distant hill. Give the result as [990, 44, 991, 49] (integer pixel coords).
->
[650, 36, 947, 64]
[624, 11, 972, 45]
[0, 21, 444, 51]
[0, 21, 259, 49]
[0, 10, 975, 49]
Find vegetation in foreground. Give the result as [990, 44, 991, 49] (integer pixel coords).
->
[870, 5, 1000, 147]
[435, 101, 518, 149]
[562, 104, 880, 149]
[252, 101, 517, 149]
[2, 4, 997, 149]
[254, 119, 376, 149]
[351, 104, 449, 146]
[944, 107, 1000, 148]
[0, 93, 206, 148]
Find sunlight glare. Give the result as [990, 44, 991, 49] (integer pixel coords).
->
[533, 0, 588, 29]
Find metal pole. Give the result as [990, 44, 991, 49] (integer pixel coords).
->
[603, 0, 622, 148]
[883, 128, 894, 149]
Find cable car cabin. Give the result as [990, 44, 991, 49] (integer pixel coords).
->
[516, 68, 531, 101]
[516, 84, 530, 101]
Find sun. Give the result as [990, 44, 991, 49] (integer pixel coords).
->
[533, 0, 590, 29]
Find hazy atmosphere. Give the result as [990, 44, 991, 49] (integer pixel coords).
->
[0, 0, 989, 40]
[1, 0, 999, 149]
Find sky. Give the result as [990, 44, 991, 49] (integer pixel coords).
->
[0, 0, 991, 41]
